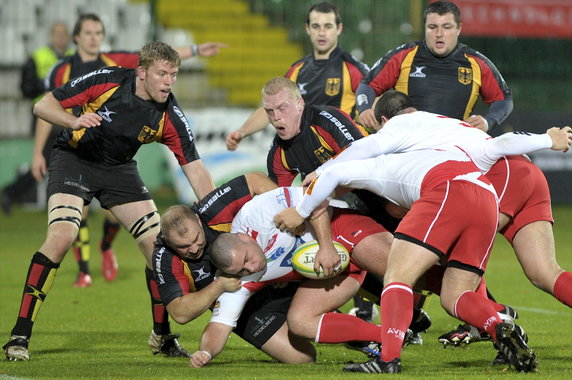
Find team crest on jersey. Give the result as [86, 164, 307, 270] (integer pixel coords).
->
[458, 67, 473, 85]
[138, 126, 158, 143]
[325, 78, 340, 96]
[314, 146, 333, 163]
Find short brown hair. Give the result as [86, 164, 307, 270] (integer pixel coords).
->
[72, 14, 104, 42]
[138, 41, 181, 70]
[307, 2, 341, 26]
[160, 204, 196, 244]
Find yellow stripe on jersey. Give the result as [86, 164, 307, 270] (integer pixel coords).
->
[209, 223, 232, 233]
[287, 63, 304, 82]
[280, 148, 290, 170]
[69, 86, 121, 148]
[395, 46, 419, 94]
[62, 64, 71, 86]
[340, 63, 356, 115]
[182, 262, 197, 292]
[310, 125, 334, 152]
[465, 55, 482, 121]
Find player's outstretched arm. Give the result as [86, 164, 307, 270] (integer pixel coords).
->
[189, 322, 233, 368]
[226, 107, 269, 151]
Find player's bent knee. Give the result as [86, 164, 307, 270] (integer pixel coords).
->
[128, 210, 160, 244]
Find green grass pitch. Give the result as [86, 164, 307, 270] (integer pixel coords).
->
[1, 201, 571, 379]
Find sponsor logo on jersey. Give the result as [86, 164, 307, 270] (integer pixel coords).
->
[318, 110, 355, 141]
[70, 69, 113, 87]
[155, 247, 165, 284]
[198, 186, 231, 214]
[173, 106, 194, 142]
[97, 106, 116, 123]
[458, 67, 473, 85]
[137, 125, 158, 143]
[410, 66, 427, 78]
[298, 82, 308, 95]
[192, 266, 211, 282]
[264, 233, 278, 254]
[325, 77, 341, 96]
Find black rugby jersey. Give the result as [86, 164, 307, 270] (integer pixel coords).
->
[286, 46, 369, 119]
[361, 41, 511, 127]
[152, 176, 252, 306]
[267, 105, 367, 186]
[51, 66, 199, 166]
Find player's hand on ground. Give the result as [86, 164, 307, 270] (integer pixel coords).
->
[31, 152, 47, 182]
[358, 109, 380, 131]
[547, 126, 572, 152]
[314, 242, 342, 278]
[274, 207, 305, 234]
[215, 274, 242, 292]
[226, 130, 244, 151]
[189, 350, 211, 368]
[72, 113, 102, 130]
[465, 114, 488, 132]
[198, 42, 228, 57]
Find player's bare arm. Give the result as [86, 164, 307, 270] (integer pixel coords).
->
[34, 92, 102, 130]
[189, 322, 233, 368]
[274, 207, 305, 234]
[166, 275, 241, 324]
[308, 210, 341, 278]
[31, 118, 53, 181]
[181, 160, 216, 200]
[226, 107, 269, 151]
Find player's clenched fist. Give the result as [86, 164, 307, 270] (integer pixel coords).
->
[190, 350, 212, 368]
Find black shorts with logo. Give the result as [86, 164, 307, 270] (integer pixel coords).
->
[47, 148, 152, 209]
[234, 282, 299, 349]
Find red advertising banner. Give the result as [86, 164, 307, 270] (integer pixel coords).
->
[434, 0, 572, 38]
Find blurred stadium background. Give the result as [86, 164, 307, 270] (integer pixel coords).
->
[0, 0, 570, 207]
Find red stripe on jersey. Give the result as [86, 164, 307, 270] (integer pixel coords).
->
[59, 82, 119, 109]
[271, 146, 297, 186]
[242, 271, 304, 292]
[207, 195, 252, 227]
[370, 47, 416, 95]
[101, 52, 139, 69]
[284, 187, 292, 207]
[312, 124, 344, 152]
[344, 62, 366, 92]
[171, 256, 194, 294]
[53, 63, 71, 88]
[160, 112, 188, 165]
[469, 54, 506, 104]
[285, 61, 304, 80]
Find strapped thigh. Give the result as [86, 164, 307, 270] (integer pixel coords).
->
[48, 205, 82, 228]
[128, 210, 160, 244]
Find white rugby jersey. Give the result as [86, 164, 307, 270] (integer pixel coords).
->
[211, 187, 314, 328]
[316, 111, 552, 174]
[297, 148, 496, 218]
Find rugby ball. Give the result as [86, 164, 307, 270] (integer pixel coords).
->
[292, 240, 350, 279]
